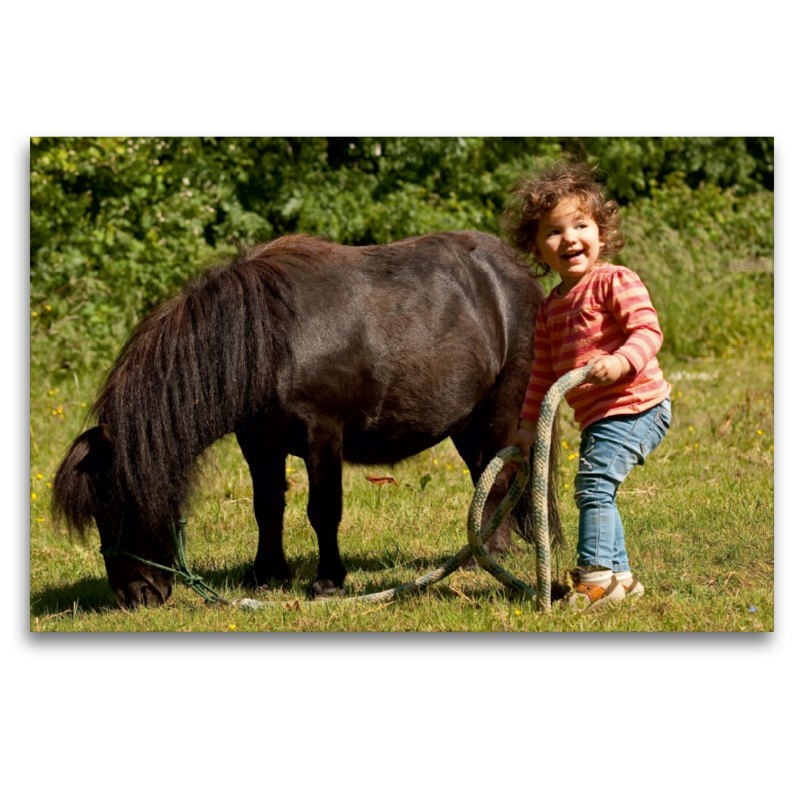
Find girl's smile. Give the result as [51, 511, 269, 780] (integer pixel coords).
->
[532, 199, 604, 291]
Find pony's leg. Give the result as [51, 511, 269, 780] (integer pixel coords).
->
[452, 381, 527, 554]
[236, 431, 293, 588]
[452, 423, 517, 554]
[304, 430, 347, 598]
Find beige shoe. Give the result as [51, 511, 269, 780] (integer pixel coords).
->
[562, 568, 627, 613]
[614, 570, 645, 598]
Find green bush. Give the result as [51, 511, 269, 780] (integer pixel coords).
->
[619, 181, 773, 358]
[30, 136, 773, 384]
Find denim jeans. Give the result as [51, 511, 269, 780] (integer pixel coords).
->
[574, 397, 671, 572]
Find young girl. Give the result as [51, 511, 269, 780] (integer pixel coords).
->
[503, 159, 671, 612]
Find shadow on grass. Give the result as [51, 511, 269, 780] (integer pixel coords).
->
[31, 577, 120, 617]
[343, 553, 464, 573]
[30, 546, 549, 615]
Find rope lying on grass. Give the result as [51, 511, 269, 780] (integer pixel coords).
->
[105, 366, 592, 612]
[228, 448, 529, 610]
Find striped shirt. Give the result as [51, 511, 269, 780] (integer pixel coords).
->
[520, 263, 671, 431]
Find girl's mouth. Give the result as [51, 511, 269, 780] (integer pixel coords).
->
[562, 250, 584, 260]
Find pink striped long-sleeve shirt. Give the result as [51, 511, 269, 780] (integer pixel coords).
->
[520, 264, 671, 431]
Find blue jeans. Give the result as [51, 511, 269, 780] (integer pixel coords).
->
[574, 398, 671, 572]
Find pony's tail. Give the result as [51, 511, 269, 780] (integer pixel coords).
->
[51, 424, 112, 538]
[511, 414, 565, 549]
[546, 413, 564, 548]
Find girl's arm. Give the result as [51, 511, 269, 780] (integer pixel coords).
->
[604, 268, 664, 375]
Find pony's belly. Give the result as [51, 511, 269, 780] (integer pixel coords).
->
[341, 428, 449, 466]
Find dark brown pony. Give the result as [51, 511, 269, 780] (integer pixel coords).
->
[52, 231, 561, 606]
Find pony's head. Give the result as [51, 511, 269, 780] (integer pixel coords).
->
[51, 245, 293, 607]
[51, 423, 175, 607]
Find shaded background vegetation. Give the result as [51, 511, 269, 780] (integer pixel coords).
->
[30, 136, 773, 382]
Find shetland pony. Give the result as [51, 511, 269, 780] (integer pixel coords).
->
[52, 232, 560, 606]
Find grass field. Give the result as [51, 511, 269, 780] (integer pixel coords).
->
[29, 348, 773, 632]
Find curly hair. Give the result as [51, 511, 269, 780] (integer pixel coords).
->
[501, 157, 624, 277]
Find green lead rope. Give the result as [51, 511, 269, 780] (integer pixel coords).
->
[100, 515, 227, 604]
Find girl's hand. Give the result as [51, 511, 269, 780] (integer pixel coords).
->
[509, 426, 536, 471]
[586, 354, 631, 385]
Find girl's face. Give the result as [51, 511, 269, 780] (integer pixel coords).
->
[532, 198, 604, 291]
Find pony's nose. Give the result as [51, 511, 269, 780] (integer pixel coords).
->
[115, 578, 171, 607]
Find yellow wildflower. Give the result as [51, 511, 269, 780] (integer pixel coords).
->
[32, 311, 38, 317]
[228, 624, 237, 631]
[31, 492, 37, 500]
[44, 304, 51, 311]
[36, 473, 43, 479]
[757, 430, 763, 436]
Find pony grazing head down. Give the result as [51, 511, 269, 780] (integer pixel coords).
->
[51, 421, 176, 606]
[51, 243, 291, 606]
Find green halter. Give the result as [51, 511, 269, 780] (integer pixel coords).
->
[100, 514, 226, 604]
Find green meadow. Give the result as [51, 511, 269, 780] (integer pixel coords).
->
[30, 348, 773, 632]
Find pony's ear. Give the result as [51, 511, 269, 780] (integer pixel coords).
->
[74, 423, 113, 475]
[51, 423, 114, 535]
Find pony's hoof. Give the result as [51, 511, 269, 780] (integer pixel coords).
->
[310, 579, 345, 599]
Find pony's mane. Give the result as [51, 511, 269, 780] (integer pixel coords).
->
[85, 237, 320, 530]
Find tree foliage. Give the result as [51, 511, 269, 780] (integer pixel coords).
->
[30, 136, 773, 376]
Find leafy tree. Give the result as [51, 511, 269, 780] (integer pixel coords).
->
[30, 136, 773, 377]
